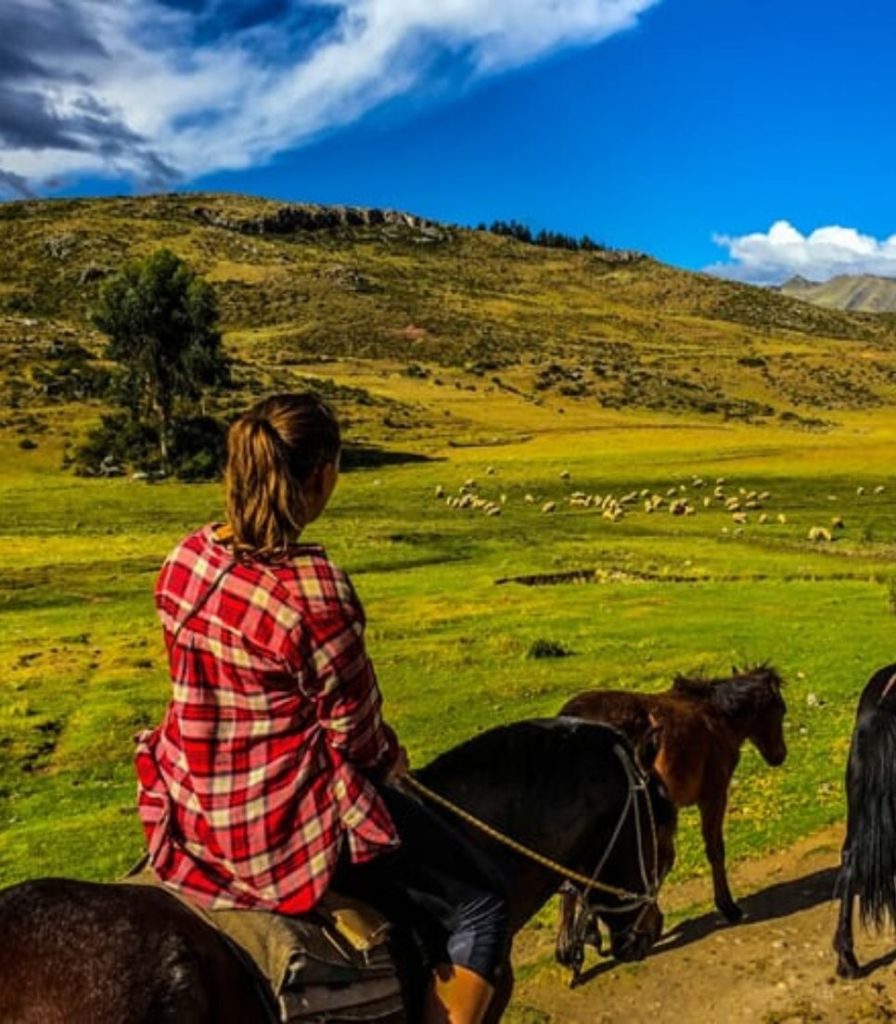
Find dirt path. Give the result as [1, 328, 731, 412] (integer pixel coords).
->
[509, 825, 896, 1023]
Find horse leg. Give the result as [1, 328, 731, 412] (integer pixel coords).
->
[482, 959, 513, 1024]
[699, 794, 741, 923]
[554, 885, 581, 970]
[834, 848, 861, 979]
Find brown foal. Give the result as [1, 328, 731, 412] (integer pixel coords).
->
[558, 666, 787, 933]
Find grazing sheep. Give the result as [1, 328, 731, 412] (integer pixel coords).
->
[620, 491, 639, 505]
[725, 497, 741, 511]
[435, 485, 445, 499]
[486, 466, 496, 475]
[808, 526, 832, 542]
[875, 485, 886, 494]
[692, 477, 705, 488]
[759, 490, 771, 501]
[500, 494, 508, 505]
[487, 506, 502, 517]
[644, 500, 655, 513]
[716, 477, 726, 485]
[524, 493, 535, 504]
[831, 516, 845, 530]
[542, 501, 556, 514]
[666, 487, 678, 497]
[640, 488, 651, 498]
[857, 485, 865, 496]
[777, 513, 787, 524]
[685, 505, 696, 516]
[703, 496, 712, 508]
[560, 470, 571, 480]
[732, 512, 748, 525]
[758, 513, 769, 525]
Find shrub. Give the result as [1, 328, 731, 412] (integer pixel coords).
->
[526, 639, 573, 660]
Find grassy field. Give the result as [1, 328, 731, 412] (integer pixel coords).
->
[4, 194, 896, 1018]
[3, 388, 896, 890]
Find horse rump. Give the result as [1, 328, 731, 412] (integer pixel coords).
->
[0, 878, 254, 1023]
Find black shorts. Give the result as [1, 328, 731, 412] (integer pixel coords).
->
[333, 783, 510, 982]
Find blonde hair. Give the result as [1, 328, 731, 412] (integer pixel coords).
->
[225, 393, 340, 560]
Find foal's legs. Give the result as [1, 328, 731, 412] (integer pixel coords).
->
[699, 793, 742, 923]
[833, 844, 861, 978]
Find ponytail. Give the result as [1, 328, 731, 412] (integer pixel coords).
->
[225, 394, 340, 560]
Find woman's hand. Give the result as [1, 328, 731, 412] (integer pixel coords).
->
[384, 744, 410, 783]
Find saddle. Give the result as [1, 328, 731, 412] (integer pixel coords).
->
[121, 863, 405, 1023]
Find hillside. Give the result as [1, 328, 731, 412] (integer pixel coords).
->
[780, 272, 896, 312]
[4, 193, 896, 453]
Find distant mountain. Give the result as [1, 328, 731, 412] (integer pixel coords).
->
[779, 273, 896, 312]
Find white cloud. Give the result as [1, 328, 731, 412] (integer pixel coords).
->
[0, 0, 659, 194]
[708, 220, 896, 285]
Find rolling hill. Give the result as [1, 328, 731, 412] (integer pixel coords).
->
[3, 193, 896, 454]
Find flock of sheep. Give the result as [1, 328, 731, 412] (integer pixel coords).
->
[433, 470, 887, 542]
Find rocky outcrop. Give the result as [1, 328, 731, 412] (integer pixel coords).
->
[191, 203, 448, 239]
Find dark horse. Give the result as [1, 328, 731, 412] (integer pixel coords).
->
[833, 663, 896, 979]
[557, 664, 786, 947]
[0, 718, 677, 1023]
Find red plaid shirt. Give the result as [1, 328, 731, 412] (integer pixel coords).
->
[135, 525, 399, 913]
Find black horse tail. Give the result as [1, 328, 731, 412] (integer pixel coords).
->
[847, 694, 896, 931]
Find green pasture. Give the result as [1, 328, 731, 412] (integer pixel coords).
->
[3, 410, 896, 895]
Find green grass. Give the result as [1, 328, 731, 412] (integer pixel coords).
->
[3, 413, 895, 888]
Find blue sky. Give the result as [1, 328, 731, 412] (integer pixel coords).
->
[4, 0, 896, 282]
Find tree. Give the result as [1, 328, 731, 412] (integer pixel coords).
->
[91, 249, 229, 469]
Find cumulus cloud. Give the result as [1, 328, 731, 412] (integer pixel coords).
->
[708, 220, 896, 285]
[2, 0, 659, 193]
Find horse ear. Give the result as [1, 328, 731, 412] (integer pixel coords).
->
[635, 723, 663, 775]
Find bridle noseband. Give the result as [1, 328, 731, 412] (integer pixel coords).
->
[561, 743, 661, 984]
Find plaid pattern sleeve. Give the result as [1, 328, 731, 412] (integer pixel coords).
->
[304, 595, 398, 772]
[134, 526, 400, 914]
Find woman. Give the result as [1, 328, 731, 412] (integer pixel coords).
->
[135, 393, 507, 1024]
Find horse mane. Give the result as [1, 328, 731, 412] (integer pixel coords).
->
[671, 664, 785, 719]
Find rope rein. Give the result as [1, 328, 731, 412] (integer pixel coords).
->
[400, 744, 658, 908]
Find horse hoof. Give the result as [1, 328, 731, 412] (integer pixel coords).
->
[836, 956, 861, 980]
[719, 901, 743, 924]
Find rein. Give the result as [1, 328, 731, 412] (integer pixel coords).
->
[400, 743, 659, 909]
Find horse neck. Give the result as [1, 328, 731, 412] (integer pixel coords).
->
[417, 725, 632, 933]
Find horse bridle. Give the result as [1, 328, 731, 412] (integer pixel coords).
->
[560, 744, 661, 983]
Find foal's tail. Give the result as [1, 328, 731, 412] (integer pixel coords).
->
[847, 694, 896, 931]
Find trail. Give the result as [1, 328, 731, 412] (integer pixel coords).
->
[510, 825, 896, 1023]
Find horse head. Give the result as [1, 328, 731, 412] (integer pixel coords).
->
[558, 724, 678, 970]
[739, 665, 788, 767]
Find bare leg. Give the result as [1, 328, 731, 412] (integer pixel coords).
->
[423, 964, 495, 1024]
[699, 794, 741, 923]
[834, 847, 861, 979]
